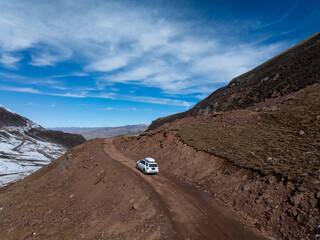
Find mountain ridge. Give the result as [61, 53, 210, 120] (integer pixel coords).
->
[148, 31, 320, 130]
[50, 124, 148, 140]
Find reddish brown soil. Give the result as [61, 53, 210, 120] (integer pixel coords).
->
[115, 130, 320, 239]
[104, 138, 261, 240]
[0, 139, 173, 239]
[0, 138, 263, 239]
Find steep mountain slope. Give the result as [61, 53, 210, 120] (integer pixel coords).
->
[148, 31, 320, 130]
[115, 84, 320, 239]
[0, 105, 85, 186]
[50, 124, 148, 140]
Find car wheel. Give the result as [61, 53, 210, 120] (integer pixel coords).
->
[143, 169, 146, 174]
[136, 164, 139, 169]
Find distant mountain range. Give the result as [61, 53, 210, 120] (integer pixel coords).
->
[0, 105, 85, 187]
[49, 124, 149, 140]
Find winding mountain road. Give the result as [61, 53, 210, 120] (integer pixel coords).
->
[103, 138, 261, 240]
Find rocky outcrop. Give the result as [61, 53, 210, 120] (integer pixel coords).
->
[148, 31, 320, 130]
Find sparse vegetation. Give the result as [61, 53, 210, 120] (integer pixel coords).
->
[177, 85, 320, 189]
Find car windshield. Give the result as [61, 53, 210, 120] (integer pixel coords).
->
[149, 164, 157, 167]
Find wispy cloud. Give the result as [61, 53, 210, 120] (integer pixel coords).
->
[0, 0, 290, 96]
[97, 107, 114, 111]
[122, 95, 194, 107]
[49, 92, 86, 98]
[0, 85, 85, 98]
[1, 86, 41, 94]
[93, 92, 193, 107]
[23, 101, 39, 106]
[0, 84, 193, 107]
[259, 1, 299, 29]
[30, 45, 72, 66]
[0, 72, 67, 89]
[0, 53, 22, 69]
[87, 54, 133, 72]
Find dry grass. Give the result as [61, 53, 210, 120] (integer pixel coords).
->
[177, 85, 320, 190]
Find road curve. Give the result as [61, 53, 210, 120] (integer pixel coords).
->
[103, 138, 261, 240]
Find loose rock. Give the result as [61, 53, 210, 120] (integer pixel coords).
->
[290, 193, 303, 206]
[132, 203, 140, 210]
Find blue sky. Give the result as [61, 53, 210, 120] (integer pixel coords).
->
[0, 0, 319, 127]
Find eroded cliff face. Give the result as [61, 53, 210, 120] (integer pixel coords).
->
[148, 31, 320, 131]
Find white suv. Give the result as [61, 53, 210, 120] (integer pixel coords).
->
[136, 157, 159, 174]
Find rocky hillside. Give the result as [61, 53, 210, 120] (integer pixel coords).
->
[115, 84, 320, 239]
[0, 105, 85, 186]
[148, 31, 320, 130]
[50, 124, 148, 140]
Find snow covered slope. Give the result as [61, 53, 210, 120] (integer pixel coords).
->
[0, 105, 85, 187]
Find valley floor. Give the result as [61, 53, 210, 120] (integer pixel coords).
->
[0, 135, 66, 187]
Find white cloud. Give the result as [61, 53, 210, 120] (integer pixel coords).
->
[30, 45, 72, 66]
[71, 72, 89, 77]
[49, 92, 85, 98]
[1, 86, 41, 94]
[0, 53, 22, 69]
[123, 95, 194, 107]
[0, 0, 290, 96]
[0, 85, 85, 98]
[93, 91, 193, 107]
[1, 82, 193, 107]
[23, 101, 39, 106]
[87, 55, 131, 72]
[108, 66, 155, 82]
[98, 107, 114, 111]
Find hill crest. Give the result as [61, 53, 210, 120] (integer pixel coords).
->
[148, 31, 320, 130]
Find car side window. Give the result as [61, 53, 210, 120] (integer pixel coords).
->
[146, 163, 148, 166]
[141, 160, 145, 164]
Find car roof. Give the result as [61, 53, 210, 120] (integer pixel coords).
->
[144, 157, 156, 162]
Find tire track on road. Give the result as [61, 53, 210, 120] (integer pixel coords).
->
[103, 138, 260, 240]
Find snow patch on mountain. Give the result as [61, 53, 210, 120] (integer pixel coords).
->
[0, 105, 16, 115]
[0, 107, 67, 187]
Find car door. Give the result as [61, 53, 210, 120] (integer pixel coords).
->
[139, 160, 145, 170]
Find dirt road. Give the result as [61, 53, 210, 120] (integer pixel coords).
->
[103, 138, 261, 240]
